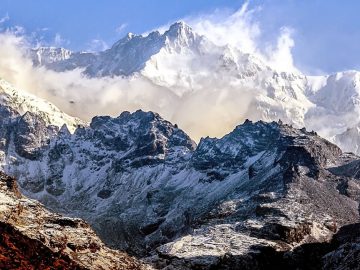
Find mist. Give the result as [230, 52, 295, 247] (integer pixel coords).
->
[0, 3, 301, 142]
[0, 31, 260, 141]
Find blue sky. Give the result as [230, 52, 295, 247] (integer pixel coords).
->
[0, 0, 244, 49]
[0, 0, 359, 74]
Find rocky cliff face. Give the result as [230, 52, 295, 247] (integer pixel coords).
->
[1, 106, 360, 269]
[0, 172, 145, 270]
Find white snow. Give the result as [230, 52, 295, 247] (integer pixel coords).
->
[0, 78, 84, 132]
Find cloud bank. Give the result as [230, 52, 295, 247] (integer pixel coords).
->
[181, 2, 297, 72]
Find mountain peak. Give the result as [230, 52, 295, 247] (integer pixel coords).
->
[166, 21, 194, 37]
[168, 21, 191, 31]
[163, 21, 200, 51]
[126, 32, 135, 38]
[2, 103, 360, 267]
[111, 32, 138, 48]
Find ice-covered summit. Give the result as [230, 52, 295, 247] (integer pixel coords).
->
[28, 21, 360, 155]
[31, 22, 204, 77]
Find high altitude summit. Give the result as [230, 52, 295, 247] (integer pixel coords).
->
[30, 22, 360, 155]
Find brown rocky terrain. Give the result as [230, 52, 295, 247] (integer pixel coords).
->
[0, 172, 146, 270]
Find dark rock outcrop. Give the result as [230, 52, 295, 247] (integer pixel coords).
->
[14, 112, 57, 160]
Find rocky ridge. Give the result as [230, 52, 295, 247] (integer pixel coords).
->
[0, 105, 360, 269]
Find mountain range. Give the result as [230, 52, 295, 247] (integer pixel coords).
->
[29, 22, 360, 155]
[0, 21, 359, 269]
[0, 74, 360, 268]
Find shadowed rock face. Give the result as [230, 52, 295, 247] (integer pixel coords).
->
[0, 221, 85, 270]
[1, 109, 360, 269]
[14, 112, 58, 160]
[0, 172, 145, 270]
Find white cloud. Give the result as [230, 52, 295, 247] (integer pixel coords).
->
[0, 30, 258, 141]
[266, 27, 297, 72]
[144, 2, 297, 72]
[87, 39, 109, 52]
[53, 33, 69, 47]
[177, 1, 296, 72]
[0, 13, 10, 25]
[116, 23, 128, 34]
[185, 2, 261, 54]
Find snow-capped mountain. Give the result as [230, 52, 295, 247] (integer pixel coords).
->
[335, 124, 360, 154]
[1, 102, 360, 268]
[31, 22, 208, 78]
[31, 47, 73, 66]
[31, 22, 276, 95]
[29, 22, 360, 155]
[305, 71, 360, 138]
[0, 78, 84, 132]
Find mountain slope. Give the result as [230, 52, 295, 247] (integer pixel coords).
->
[0, 106, 360, 269]
[0, 171, 144, 269]
[0, 78, 84, 132]
[335, 125, 360, 154]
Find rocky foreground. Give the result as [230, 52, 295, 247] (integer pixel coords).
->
[0, 172, 145, 270]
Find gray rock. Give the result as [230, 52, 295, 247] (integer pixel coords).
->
[1, 108, 360, 269]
